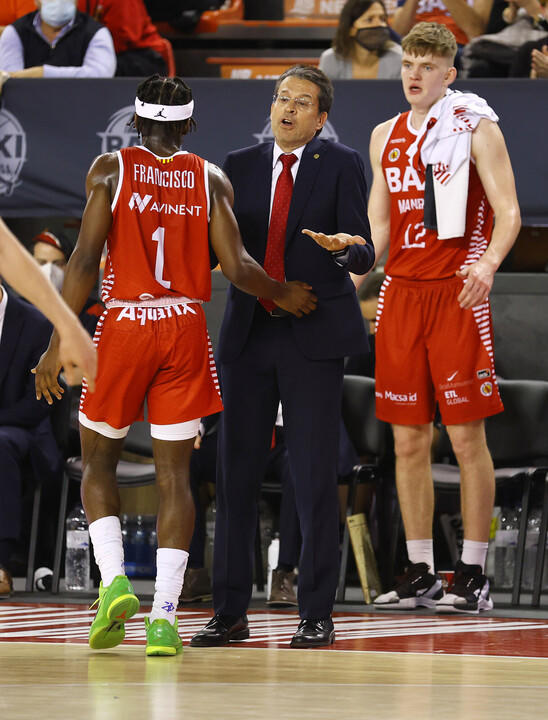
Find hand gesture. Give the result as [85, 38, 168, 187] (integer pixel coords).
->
[275, 281, 317, 318]
[302, 229, 366, 252]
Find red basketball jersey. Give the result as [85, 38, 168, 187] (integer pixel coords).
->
[102, 146, 211, 303]
[381, 112, 494, 281]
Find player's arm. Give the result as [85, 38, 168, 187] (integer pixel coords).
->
[0, 218, 97, 391]
[302, 122, 391, 290]
[34, 152, 117, 402]
[441, 0, 493, 40]
[207, 163, 317, 317]
[456, 119, 521, 309]
[367, 121, 393, 267]
[389, 0, 420, 39]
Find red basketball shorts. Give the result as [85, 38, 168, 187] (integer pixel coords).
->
[79, 302, 223, 437]
[375, 276, 503, 426]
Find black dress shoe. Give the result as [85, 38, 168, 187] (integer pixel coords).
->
[290, 618, 335, 648]
[189, 613, 249, 647]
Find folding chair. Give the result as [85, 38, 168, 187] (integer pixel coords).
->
[51, 421, 156, 593]
[431, 378, 548, 606]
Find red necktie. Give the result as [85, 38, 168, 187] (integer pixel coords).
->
[259, 153, 297, 312]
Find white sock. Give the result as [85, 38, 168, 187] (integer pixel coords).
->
[88, 516, 125, 587]
[406, 539, 435, 574]
[150, 548, 188, 624]
[460, 540, 488, 571]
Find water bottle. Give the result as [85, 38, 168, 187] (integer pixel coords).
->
[266, 533, 280, 599]
[523, 508, 541, 590]
[122, 514, 137, 577]
[65, 505, 90, 591]
[503, 507, 521, 587]
[134, 515, 148, 577]
[494, 506, 520, 588]
[485, 506, 500, 582]
[144, 515, 157, 577]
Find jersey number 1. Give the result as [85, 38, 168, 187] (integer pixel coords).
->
[151, 227, 171, 289]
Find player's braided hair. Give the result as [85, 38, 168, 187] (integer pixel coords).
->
[133, 75, 197, 140]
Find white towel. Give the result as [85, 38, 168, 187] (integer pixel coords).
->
[406, 90, 499, 239]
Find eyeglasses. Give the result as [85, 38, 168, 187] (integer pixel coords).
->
[273, 94, 316, 111]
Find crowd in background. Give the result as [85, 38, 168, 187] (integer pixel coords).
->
[0, 0, 546, 80]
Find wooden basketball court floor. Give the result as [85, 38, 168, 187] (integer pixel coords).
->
[2, 598, 548, 720]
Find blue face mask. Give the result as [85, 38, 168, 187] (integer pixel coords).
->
[40, 0, 77, 28]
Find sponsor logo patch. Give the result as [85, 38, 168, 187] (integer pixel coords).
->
[384, 390, 417, 403]
[477, 369, 491, 379]
[480, 381, 493, 397]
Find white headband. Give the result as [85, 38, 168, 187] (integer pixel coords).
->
[134, 98, 194, 122]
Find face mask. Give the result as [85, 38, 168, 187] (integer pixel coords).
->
[40, 0, 77, 28]
[354, 26, 391, 52]
[39, 262, 65, 293]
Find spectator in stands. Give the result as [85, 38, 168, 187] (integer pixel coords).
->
[0, 0, 116, 87]
[462, 0, 548, 75]
[389, 0, 494, 64]
[0, 280, 59, 596]
[31, 230, 103, 337]
[319, 0, 402, 79]
[0, 0, 36, 35]
[78, 0, 170, 77]
[508, 0, 548, 75]
[529, 38, 548, 73]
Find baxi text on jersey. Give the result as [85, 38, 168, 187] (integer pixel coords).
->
[385, 166, 425, 193]
[133, 164, 196, 188]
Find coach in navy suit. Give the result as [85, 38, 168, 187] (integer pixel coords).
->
[191, 65, 375, 648]
[0, 284, 59, 594]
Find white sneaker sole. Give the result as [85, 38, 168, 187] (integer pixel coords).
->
[436, 596, 494, 615]
[374, 596, 439, 610]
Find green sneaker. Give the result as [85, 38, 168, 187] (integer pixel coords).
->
[145, 617, 183, 656]
[89, 575, 140, 650]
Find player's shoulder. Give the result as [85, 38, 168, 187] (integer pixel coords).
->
[88, 151, 119, 176]
[371, 115, 400, 145]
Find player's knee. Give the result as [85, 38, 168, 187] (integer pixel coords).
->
[393, 426, 432, 462]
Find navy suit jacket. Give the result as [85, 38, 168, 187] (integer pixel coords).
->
[0, 290, 59, 470]
[218, 137, 375, 363]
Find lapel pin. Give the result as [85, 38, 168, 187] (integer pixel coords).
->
[313, 154, 320, 159]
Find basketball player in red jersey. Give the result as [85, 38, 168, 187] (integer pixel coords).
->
[308, 23, 520, 613]
[34, 75, 316, 656]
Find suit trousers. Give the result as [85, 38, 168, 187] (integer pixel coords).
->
[0, 427, 32, 541]
[213, 309, 343, 619]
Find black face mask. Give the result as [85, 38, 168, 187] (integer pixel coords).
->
[354, 26, 391, 52]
